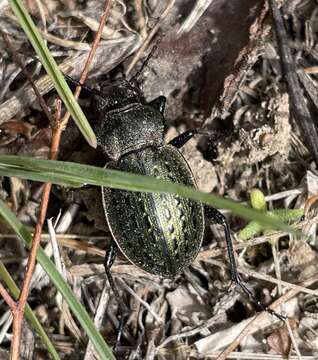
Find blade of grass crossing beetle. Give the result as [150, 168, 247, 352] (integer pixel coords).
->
[0, 200, 115, 360]
[0, 155, 299, 236]
[9, 0, 97, 148]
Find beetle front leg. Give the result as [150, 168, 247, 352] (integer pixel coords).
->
[104, 244, 129, 351]
[148, 96, 166, 114]
[168, 128, 218, 149]
[205, 206, 286, 321]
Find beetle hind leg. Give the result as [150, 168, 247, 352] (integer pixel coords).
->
[104, 244, 129, 351]
[205, 206, 287, 322]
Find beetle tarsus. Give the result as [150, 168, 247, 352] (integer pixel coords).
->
[233, 274, 287, 321]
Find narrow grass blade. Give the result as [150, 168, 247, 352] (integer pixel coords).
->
[239, 208, 304, 240]
[0, 262, 61, 360]
[0, 155, 298, 235]
[9, 0, 97, 148]
[0, 200, 115, 360]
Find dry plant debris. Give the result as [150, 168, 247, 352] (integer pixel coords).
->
[0, 0, 318, 359]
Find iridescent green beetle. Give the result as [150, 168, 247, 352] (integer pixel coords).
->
[90, 78, 284, 324]
[94, 79, 204, 277]
[66, 71, 284, 348]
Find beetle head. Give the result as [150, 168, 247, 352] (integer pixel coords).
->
[94, 79, 144, 113]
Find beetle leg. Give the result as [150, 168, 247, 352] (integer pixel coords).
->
[148, 96, 166, 114]
[205, 206, 287, 322]
[104, 244, 129, 351]
[80, 184, 95, 190]
[168, 128, 218, 149]
[168, 129, 199, 148]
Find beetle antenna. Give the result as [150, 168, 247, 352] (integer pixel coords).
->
[64, 74, 102, 96]
[129, 36, 162, 83]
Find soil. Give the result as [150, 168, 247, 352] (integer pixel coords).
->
[0, 1, 318, 359]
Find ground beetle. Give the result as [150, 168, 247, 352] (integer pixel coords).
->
[95, 78, 206, 277]
[91, 77, 284, 317]
[66, 50, 285, 346]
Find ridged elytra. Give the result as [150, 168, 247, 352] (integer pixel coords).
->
[90, 77, 285, 322]
[64, 66, 285, 337]
[92, 78, 205, 277]
[103, 146, 204, 277]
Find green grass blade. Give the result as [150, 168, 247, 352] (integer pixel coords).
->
[0, 155, 297, 235]
[239, 208, 304, 240]
[0, 200, 115, 360]
[0, 262, 61, 360]
[9, 0, 97, 148]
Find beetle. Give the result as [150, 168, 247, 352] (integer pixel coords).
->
[94, 78, 205, 278]
[65, 56, 285, 347]
[78, 75, 284, 318]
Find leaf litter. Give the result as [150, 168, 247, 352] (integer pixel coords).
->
[1, 0, 318, 359]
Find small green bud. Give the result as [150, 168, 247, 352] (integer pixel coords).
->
[250, 189, 266, 211]
[238, 221, 263, 240]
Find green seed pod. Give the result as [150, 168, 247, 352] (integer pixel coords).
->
[250, 189, 267, 211]
[239, 208, 304, 241]
[238, 220, 263, 240]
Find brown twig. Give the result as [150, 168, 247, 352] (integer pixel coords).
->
[9, 1, 112, 358]
[0, 30, 53, 123]
[10, 102, 62, 359]
[268, 0, 318, 165]
[125, 0, 176, 76]
[304, 193, 318, 216]
[60, 0, 112, 127]
[134, 0, 147, 39]
[216, 273, 318, 360]
[0, 282, 16, 311]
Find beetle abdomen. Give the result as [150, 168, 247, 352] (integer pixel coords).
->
[102, 145, 204, 277]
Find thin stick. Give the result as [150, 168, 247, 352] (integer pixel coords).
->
[0, 30, 53, 123]
[125, 0, 176, 76]
[10, 101, 62, 360]
[83, 283, 110, 360]
[60, 0, 112, 127]
[0, 282, 16, 311]
[9, 2, 112, 358]
[242, 267, 318, 297]
[158, 313, 225, 349]
[117, 278, 163, 323]
[216, 274, 318, 360]
[286, 319, 302, 360]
